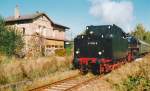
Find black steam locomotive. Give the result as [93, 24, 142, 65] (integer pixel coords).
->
[73, 24, 150, 74]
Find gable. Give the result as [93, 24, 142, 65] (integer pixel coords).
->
[33, 15, 53, 29]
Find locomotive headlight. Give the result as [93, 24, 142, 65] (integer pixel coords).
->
[90, 31, 94, 34]
[76, 51, 80, 54]
[86, 26, 89, 30]
[98, 51, 102, 55]
[81, 36, 84, 39]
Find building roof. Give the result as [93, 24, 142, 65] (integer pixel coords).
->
[5, 12, 69, 29]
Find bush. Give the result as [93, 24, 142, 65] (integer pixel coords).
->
[0, 17, 24, 56]
[66, 47, 72, 56]
[55, 49, 66, 56]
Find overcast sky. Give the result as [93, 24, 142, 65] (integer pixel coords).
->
[0, 0, 150, 38]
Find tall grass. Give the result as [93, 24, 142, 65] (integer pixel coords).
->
[0, 55, 73, 86]
[104, 55, 150, 91]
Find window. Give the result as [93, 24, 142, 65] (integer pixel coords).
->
[43, 27, 47, 36]
[46, 45, 49, 48]
[55, 45, 58, 48]
[60, 46, 63, 48]
[22, 27, 25, 35]
[46, 45, 52, 48]
[38, 25, 41, 29]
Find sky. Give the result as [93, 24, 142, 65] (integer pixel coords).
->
[0, 0, 150, 38]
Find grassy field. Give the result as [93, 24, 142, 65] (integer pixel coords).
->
[1, 54, 150, 91]
[0, 55, 79, 91]
[76, 54, 150, 91]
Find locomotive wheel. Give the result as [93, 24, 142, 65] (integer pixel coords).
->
[100, 64, 105, 74]
[91, 64, 100, 75]
[80, 70, 88, 75]
[80, 64, 88, 75]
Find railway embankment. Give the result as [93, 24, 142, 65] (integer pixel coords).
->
[75, 54, 150, 91]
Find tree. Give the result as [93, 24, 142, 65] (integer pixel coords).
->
[131, 24, 146, 40]
[0, 17, 24, 56]
[145, 31, 150, 44]
[131, 24, 150, 44]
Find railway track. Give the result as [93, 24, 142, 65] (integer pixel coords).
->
[29, 74, 101, 91]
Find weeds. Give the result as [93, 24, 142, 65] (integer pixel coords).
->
[0, 55, 73, 86]
[123, 76, 150, 91]
[104, 55, 150, 91]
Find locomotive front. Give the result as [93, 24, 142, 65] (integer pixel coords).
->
[73, 25, 115, 74]
[74, 32, 105, 59]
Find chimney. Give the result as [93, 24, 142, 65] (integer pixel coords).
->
[14, 5, 20, 19]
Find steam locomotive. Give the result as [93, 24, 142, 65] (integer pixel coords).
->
[73, 24, 150, 74]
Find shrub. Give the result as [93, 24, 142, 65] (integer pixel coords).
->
[55, 49, 66, 56]
[0, 17, 24, 56]
[66, 47, 73, 56]
[123, 76, 150, 91]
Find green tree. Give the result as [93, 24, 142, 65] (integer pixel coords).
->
[131, 24, 150, 44]
[0, 17, 24, 56]
[131, 24, 146, 40]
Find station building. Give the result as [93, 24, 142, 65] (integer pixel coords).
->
[5, 6, 69, 56]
